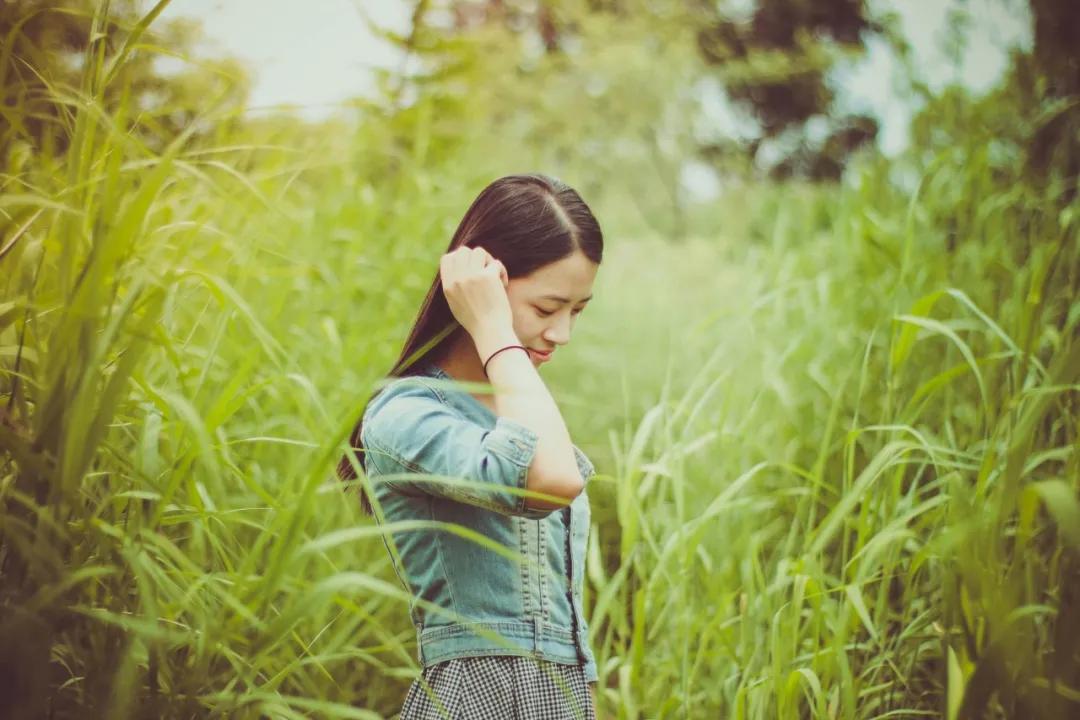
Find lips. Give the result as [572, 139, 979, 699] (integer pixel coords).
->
[529, 348, 553, 359]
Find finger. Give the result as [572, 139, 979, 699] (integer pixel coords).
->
[466, 246, 486, 273]
[444, 251, 468, 287]
[442, 248, 462, 270]
[474, 246, 494, 269]
[482, 261, 508, 290]
[474, 246, 499, 273]
[453, 246, 473, 266]
[440, 252, 458, 284]
[444, 247, 470, 279]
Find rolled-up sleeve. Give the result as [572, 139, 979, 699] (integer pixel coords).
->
[362, 381, 557, 517]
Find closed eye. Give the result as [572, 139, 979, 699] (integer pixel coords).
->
[535, 307, 585, 318]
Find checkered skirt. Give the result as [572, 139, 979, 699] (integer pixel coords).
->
[398, 655, 595, 720]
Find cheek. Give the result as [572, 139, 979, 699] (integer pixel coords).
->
[519, 315, 550, 342]
[511, 302, 533, 330]
[508, 303, 535, 334]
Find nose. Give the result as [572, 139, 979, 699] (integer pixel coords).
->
[543, 313, 572, 346]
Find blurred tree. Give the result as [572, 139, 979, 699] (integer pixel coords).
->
[0, 0, 249, 164]
[362, 0, 886, 208]
[358, 0, 706, 241]
[904, 0, 1078, 202]
[1024, 0, 1078, 194]
[692, 0, 882, 180]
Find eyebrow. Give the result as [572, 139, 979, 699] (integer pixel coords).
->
[539, 294, 593, 304]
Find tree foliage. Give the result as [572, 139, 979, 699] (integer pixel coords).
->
[386, 0, 885, 182]
[1, 0, 249, 164]
[694, 0, 881, 180]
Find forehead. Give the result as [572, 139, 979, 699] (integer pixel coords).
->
[517, 252, 598, 300]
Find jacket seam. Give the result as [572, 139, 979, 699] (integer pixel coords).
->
[366, 436, 539, 518]
[409, 375, 448, 404]
[539, 519, 550, 622]
[430, 494, 459, 618]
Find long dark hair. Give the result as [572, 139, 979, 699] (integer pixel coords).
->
[336, 173, 604, 514]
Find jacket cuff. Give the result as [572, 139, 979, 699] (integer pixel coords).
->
[572, 445, 596, 483]
[485, 415, 540, 468]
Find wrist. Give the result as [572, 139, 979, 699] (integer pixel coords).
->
[472, 323, 521, 362]
[482, 345, 530, 377]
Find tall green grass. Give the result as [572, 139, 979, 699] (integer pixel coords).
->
[567, 174, 1079, 717]
[1, 3, 1078, 719]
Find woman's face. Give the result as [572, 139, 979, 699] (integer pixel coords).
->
[506, 251, 598, 366]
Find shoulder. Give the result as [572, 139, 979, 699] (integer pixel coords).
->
[361, 375, 451, 448]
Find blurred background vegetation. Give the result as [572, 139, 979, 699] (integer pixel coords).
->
[1, 0, 1077, 718]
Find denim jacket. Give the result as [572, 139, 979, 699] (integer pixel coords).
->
[360, 361, 597, 682]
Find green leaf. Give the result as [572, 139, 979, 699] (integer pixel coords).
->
[1027, 480, 1080, 549]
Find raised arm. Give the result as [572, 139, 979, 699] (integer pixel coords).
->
[361, 380, 554, 517]
[471, 324, 584, 511]
[440, 246, 584, 512]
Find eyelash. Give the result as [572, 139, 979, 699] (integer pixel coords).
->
[536, 307, 584, 318]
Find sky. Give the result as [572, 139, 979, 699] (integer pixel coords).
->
[156, 0, 1032, 159]
[158, 0, 413, 115]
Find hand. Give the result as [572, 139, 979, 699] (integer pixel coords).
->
[440, 246, 512, 343]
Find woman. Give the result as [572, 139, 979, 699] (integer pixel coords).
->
[337, 174, 603, 719]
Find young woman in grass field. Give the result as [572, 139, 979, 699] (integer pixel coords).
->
[337, 174, 603, 719]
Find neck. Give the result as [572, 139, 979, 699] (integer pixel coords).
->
[433, 327, 488, 387]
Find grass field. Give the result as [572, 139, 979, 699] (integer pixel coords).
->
[1, 5, 1078, 719]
